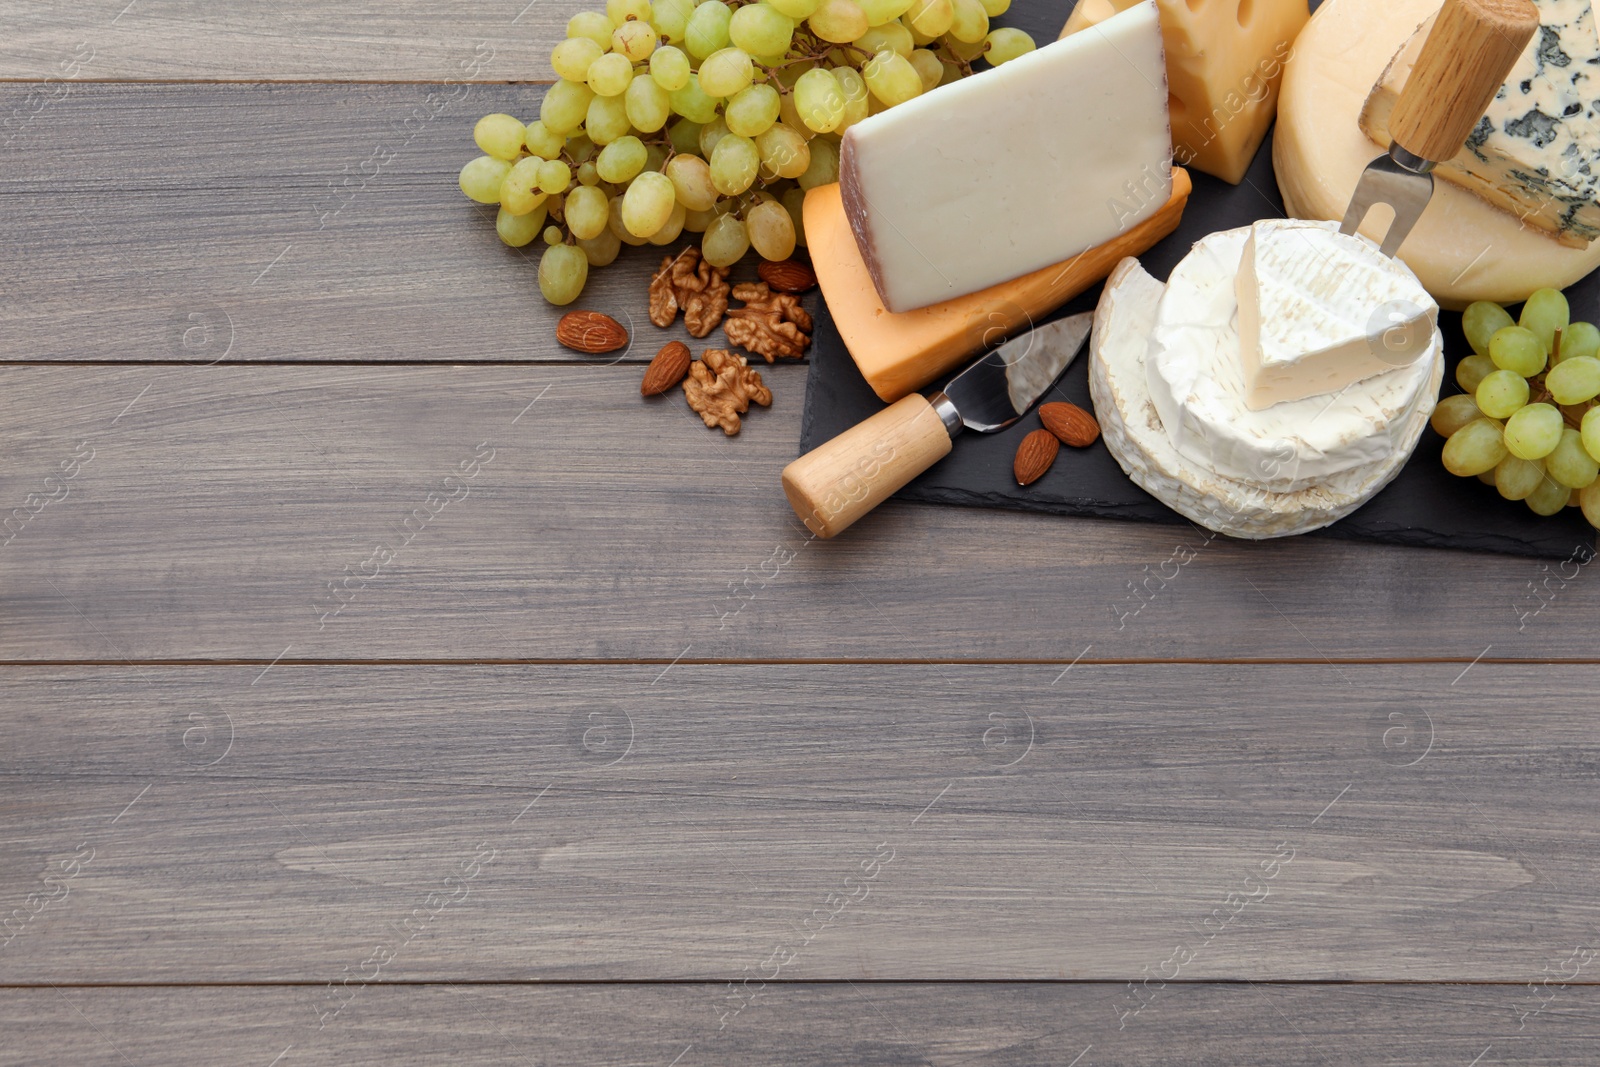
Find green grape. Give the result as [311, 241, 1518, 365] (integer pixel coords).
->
[938, 56, 963, 83]
[904, 0, 954, 37]
[1455, 353, 1495, 394]
[586, 93, 633, 143]
[608, 194, 651, 245]
[781, 185, 808, 247]
[1476, 369, 1530, 419]
[587, 51, 635, 96]
[543, 225, 564, 245]
[683, 205, 717, 232]
[699, 47, 754, 97]
[568, 11, 617, 49]
[747, 199, 797, 260]
[621, 170, 678, 236]
[653, 0, 695, 41]
[606, 0, 652, 24]
[666, 154, 718, 209]
[625, 73, 673, 131]
[474, 114, 527, 161]
[496, 205, 544, 247]
[539, 242, 590, 305]
[1526, 472, 1571, 515]
[578, 226, 623, 266]
[552, 37, 605, 82]
[647, 201, 689, 245]
[699, 116, 731, 158]
[768, 0, 822, 16]
[613, 18, 658, 61]
[798, 134, 840, 189]
[948, 0, 990, 42]
[1504, 402, 1563, 460]
[1547, 355, 1600, 405]
[538, 159, 573, 194]
[567, 133, 597, 162]
[810, 0, 870, 41]
[859, 0, 915, 25]
[1442, 418, 1508, 477]
[984, 27, 1035, 63]
[1494, 454, 1544, 501]
[907, 47, 944, 91]
[1558, 321, 1600, 363]
[730, 3, 796, 54]
[650, 45, 692, 90]
[1430, 393, 1483, 438]
[1461, 300, 1513, 357]
[644, 143, 668, 173]
[1546, 426, 1600, 488]
[1477, 470, 1498, 486]
[685, 0, 733, 58]
[702, 213, 751, 267]
[794, 68, 846, 132]
[670, 73, 722, 123]
[499, 156, 548, 214]
[459, 155, 513, 204]
[1488, 325, 1545, 377]
[978, 0, 1008, 14]
[523, 120, 565, 158]
[577, 161, 601, 186]
[833, 67, 870, 130]
[725, 83, 782, 136]
[863, 50, 923, 105]
[710, 133, 760, 194]
[595, 136, 647, 183]
[1520, 286, 1570, 355]
[945, 31, 987, 60]
[1583, 407, 1600, 464]
[1581, 481, 1600, 529]
[757, 123, 811, 179]
[859, 21, 915, 56]
[541, 80, 595, 134]
[668, 118, 704, 155]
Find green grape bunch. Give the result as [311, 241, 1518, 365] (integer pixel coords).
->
[1434, 287, 1600, 528]
[457, 0, 1034, 305]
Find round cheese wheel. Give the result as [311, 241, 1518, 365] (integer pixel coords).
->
[1145, 224, 1440, 494]
[1090, 257, 1444, 539]
[1273, 0, 1600, 310]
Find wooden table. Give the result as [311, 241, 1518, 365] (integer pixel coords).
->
[4, 2, 1599, 1062]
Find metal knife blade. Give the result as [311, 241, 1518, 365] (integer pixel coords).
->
[938, 312, 1093, 434]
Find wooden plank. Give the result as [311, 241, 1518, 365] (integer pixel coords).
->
[3, 663, 1598, 981]
[0, 364, 1592, 661]
[8, 983, 1597, 1065]
[0, 83, 812, 365]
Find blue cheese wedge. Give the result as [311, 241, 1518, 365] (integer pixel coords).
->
[1359, 0, 1600, 247]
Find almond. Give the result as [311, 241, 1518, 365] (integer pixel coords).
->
[757, 259, 818, 294]
[557, 310, 629, 354]
[1039, 401, 1101, 447]
[641, 341, 692, 396]
[1014, 429, 1059, 486]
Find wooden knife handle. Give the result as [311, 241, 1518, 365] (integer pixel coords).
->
[781, 394, 954, 539]
[1389, 0, 1538, 163]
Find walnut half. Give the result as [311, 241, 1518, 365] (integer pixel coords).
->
[723, 281, 812, 362]
[648, 247, 732, 338]
[683, 349, 772, 436]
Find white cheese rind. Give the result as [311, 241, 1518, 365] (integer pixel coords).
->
[839, 0, 1172, 313]
[1090, 257, 1443, 539]
[1145, 226, 1440, 494]
[1274, 0, 1600, 309]
[1238, 218, 1438, 410]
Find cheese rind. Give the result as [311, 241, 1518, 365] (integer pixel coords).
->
[1360, 0, 1600, 248]
[1237, 219, 1438, 410]
[840, 0, 1171, 314]
[1090, 257, 1443, 539]
[1061, 0, 1309, 184]
[1145, 226, 1441, 494]
[804, 170, 1191, 403]
[1274, 0, 1600, 309]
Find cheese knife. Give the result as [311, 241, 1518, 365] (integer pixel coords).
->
[1340, 0, 1538, 257]
[782, 311, 1093, 538]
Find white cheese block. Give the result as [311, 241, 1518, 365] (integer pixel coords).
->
[839, 0, 1172, 313]
[1273, 0, 1600, 309]
[1237, 218, 1438, 410]
[1090, 257, 1443, 539]
[1145, 226, 1441, 494]
[1360, 0, 1600, 248]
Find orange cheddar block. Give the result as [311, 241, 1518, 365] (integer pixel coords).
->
[805, 167, 1192, 403]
